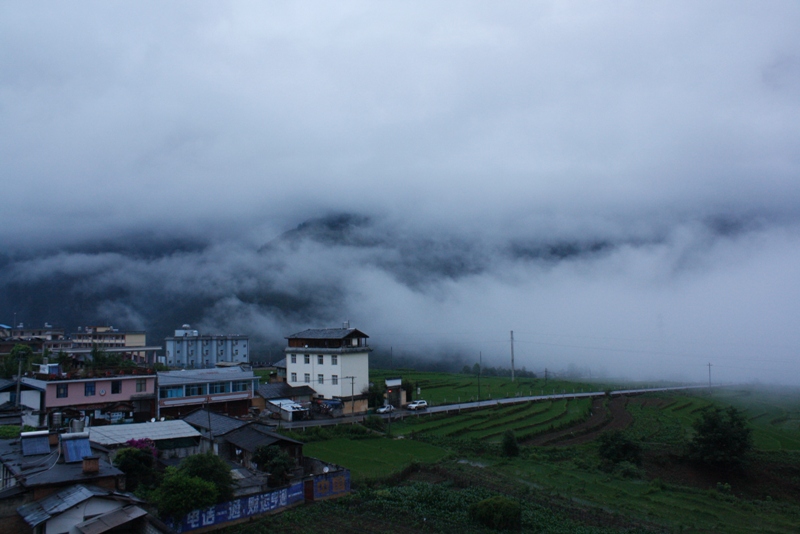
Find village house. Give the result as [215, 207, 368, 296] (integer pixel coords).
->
[157, 366, 259, 419]
[284, 324, 371, 414]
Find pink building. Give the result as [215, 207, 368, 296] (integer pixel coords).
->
[22, 374, 157, 426]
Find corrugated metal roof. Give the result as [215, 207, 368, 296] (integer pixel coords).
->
[18, 485, 106, 527]
[76, 505, 147, 534]
[88, 420, 200, 446]
[286, 328, 368, 339]
[157, 366, 255, 386]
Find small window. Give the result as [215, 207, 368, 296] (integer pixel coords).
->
[332, 375, 338, 385]
[291, 372, 297, 382]
[291, 354, 296, 364]
[111, 380, 121, 394]
[57, 383, 68, 398]
[317, 355, 323, 365]
[304, 354, 310, 364]
[332, 355, 338, 365]
[136, 379, 146, 392]
[304, 373, 310, 383]
[85, 383, 96, 396]
[318, 374, 324, 385]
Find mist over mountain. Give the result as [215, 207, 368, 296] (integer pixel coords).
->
[2, 3, 800, 384]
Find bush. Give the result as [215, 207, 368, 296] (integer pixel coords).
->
[688, 406, 752, 468]
[502, 430, 520, 457]
[113, 447, 157, 492]
[253, 445, 295, 487]
[363, 415, 386, 433]
[150, 467, 218, 519]
[469, 495, 521, 530]
[177, 452, 234, 502]
[598, 431, 641, 466]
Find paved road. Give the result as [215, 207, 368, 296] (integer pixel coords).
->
[272, 383, 720, 430]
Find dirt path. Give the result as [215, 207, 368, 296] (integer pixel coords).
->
[524, 396, 633, 447]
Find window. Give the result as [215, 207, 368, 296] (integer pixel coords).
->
[318, 355, 323, 365]
[291, 354, 296, 364]
[85, 383, 95, 396]
[136, 379, 146, 392]
[332, 355, 338, 365]
[210, 382, 230, 394]
[186, 384, 207, 396]
[304, 354, 310, 364]
[160, 386, 183, 398]
[111, 380, 121, 394]
[232, 381, 249, 392]
[57, 383, 68, 398]
[318, 374, 324, 385]
[332, 375, 338, 385]
[304, 373, 310, 383]
[291, 372, 297, 382]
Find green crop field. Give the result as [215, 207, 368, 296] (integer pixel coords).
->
[240, 371, 800, 533]
[302, 437, 449, 482]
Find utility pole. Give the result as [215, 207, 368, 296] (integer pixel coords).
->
[390, 346, 393, 369]
[707, 363, 712, 388]
[345, 376, 355, 415]
[478, 351, 482, 401]
[510, 331, 515, 382]
[545, 367, 548, 382]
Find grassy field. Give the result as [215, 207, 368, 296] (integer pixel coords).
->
[370, 368, 598, 406]
[303, 437, 449, 482]
[235, 371, 800, 533]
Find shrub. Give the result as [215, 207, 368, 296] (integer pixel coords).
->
[469, 495, 521, 530]
[113, 447, 157, 492]
[177, 452, 234, 502]
[598, 431, 641, 466]
[688, 406, 752, 467]
[363, 414, 386, 433]
[150, 467, 218, 519]
[253, 445, 295, 487]
[502, 429, 520, 457]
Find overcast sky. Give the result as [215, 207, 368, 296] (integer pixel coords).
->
[2, 2, 800, 384]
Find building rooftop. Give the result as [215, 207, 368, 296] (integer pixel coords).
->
[257, 383, 315, 400]
[88, 420, 200, 446]
[223, 424, 302, 454]
[157, 366, 256, 386]
[286, 328, 368, 340]
[17, 484, 142, 529]
[0, 438, 122, 489]
[182, 409, 249, 437]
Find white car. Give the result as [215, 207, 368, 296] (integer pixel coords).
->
[376, 404, 395, 414]
[406, 400, 428, 411]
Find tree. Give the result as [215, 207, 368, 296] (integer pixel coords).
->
[177, 452, 235, 502]
[150, 467, 218, 519]
[252, 445, 295, 487]
[598, 431, 641, 466]
[113, 447, 158, 493]
[502, 429, 520, 457]
[688, 406, 752, 467]
[469, 496, 521, 530]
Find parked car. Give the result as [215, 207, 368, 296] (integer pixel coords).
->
[406, 400, 428, 411]
[376, 404, 395, 414]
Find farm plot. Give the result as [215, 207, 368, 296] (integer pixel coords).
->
[394, 398, 591, 443]
[303, 437, 449, 482]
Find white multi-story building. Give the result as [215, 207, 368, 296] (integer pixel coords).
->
[284, 325, 370, 407]
[164, 325, 249, 369]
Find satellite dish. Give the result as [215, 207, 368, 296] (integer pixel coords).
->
[150, 418, 155, 422]
[323, 466, 329, 473]
[160, 417, 165, 421]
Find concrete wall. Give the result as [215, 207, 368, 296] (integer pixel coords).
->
[44, 376, 155, 409]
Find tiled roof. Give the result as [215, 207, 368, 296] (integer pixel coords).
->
[257, 383, 315, 400]
[223, 424, 302, 453]
[286, 328, 368, 339]
[182, 409, 248, 437]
